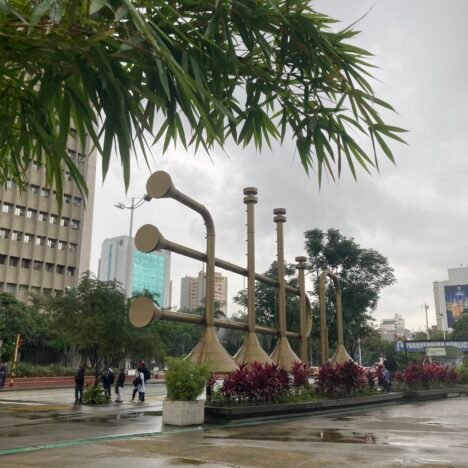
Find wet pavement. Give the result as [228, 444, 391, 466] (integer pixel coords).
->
[1, 389, 468, 467]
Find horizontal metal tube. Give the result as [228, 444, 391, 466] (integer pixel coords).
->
[159, 309, 300, 338]
[163, 238, 301, 295]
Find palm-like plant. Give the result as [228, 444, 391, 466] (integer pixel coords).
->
[0, 0, 406, 202]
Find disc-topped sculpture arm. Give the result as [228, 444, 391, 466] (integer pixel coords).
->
[146, 171, 215, 327]
[145, 171, 236, 373]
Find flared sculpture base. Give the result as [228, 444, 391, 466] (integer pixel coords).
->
[329, 344, 353, 366]
[186, 326, 237, 374]
[270, 336, 301, 371]
[234, 332, 273, 366]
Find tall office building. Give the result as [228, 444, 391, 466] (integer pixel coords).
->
[98, 235, 171, 308]
[0, 137, 96, 301]
[434, 266, 468, 330]
[180, 270, 228, 315]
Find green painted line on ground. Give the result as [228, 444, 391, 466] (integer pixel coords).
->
[0, 399, 398, 457]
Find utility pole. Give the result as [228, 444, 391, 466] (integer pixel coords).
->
[424, 303, 430, 339]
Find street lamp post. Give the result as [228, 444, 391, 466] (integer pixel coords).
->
[115, 196, 147, 297]
[424, 303, 430, 339]
[440, 313, 447, 341]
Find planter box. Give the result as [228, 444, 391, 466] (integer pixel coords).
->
[206, 392, 403, 422]
[163, 399, 205, 426]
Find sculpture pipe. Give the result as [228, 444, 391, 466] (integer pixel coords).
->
[245, 188, 257, 332]
[146, 171, 216, 327]
[274, 209, 287, 337]
[296, 256, 308, 362]
[135, 223, 313, 334]
[129, 297, 300, 338]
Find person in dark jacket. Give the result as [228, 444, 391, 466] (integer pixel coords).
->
[115, 369, 126, 403]
[101, 367, 115, 398]
[74, 365, 85, 404]
[0, 363, 8, 389]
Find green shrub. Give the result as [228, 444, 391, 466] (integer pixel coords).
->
[165, 358, 210, 401]
[11, 362, 78, 377]
[459, 365, 468, 384]
[83, 384, 110, 404]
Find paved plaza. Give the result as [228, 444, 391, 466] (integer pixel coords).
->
[1, 388, 467, 467]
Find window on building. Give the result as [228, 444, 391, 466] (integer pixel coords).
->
[11, 231, 22, 242]
[30, 184, 40, 195]
[56, 265, 64, 275]
[73, 197, 82, 207]
[6, 179, 15, 189]
[27, 208, 37, 219]
[47, 238, 57, 248]
[49, 214, 58, 225]
[31, 286, 41, 294]
[23, 233, 33, 244]
[2, 203, 13, 213]
[71, 219, 80, 230]
[0, 228, 9, 239]
[33, 261, 43, 271]
[6, 283, 16, 293]
[67, 267, 76, 277]
[43, 288, 52, 296]
[65, 170, 72, 181]
[41, 187, 50, 198]
[21, 258, 31, 269]
[77, 154, 86, 166]
[60, 217, 69, 227]
[35, 236, 45, 246]
[67, 149, 76, 160]
[69, 243, 78, 253]
[45, 263, 54, 273]
[54, 290, 63, 297]
[32, 161, 42, 171]
[64, 194, 72, 205]
[9, 256, 19, 267]
[58, 241, 67, 251]
[15, 206, 25, 216]
[39, 212, 48, 222]
[0, 254, 6, 265]
[18, 284, 29, 294]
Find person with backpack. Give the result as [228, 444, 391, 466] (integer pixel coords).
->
[101, 367, 115, 398]
[137, 361, 150, 402]
[74, 365, 85, 404]
[131, 372, 141, 401]
[114, 369, 126, 403]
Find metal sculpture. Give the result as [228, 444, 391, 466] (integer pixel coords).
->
[129, 171, 314, 373]
[319, 271, 353, 365]
[234, 188, 273, 365]
[270, 209, 301, 370]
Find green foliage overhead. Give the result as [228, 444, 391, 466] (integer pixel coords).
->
[0, 0, 406, 200]
[165, 357, 210, 401]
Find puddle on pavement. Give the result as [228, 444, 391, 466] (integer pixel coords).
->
[206, 429, 378, 445]
[169, 458, 209, 466]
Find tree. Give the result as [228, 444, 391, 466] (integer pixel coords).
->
[234, 261, 300, 353]
[451, 316, 468, 340]
[305, 228, 396, 360]
[1, 1, 405, 200]
[44, 273, 129, 384]
[0, 293, 51, 362]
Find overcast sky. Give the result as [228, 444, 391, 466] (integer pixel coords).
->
[90, 0, 468, 332]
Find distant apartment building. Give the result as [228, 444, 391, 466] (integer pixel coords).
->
[378, 314, 411, 341]
[0, 137, 96, 301]
[434, 266, 468, 330]
[98, 235, 171, 308]
[180, 270, 228, 315]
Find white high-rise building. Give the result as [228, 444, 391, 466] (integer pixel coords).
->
[98, 235, 171, 307]
[180, 270, 228, 315]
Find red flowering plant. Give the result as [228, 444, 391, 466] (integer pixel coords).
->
[219, 362, 289, 404]
[291, 361, 309, 391]
[398, 363, 460, 390]
[316, 361, 368, 397]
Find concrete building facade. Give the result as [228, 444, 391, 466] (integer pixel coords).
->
[98, 235, 171, 308]
[180, 270, 228, 315]
[0, 137, 96, 301]
[378, 313, 411, 341]
[434, 266, 468, 330]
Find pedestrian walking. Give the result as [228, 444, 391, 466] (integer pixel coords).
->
[74, 365, 85, 404]
[382, 362, 391, 393]
[131, 372, 140, 401]
[101, 367, 115, 398]
[0, 363, 8, 389]
[137, 365, 146, 402]
[115, 369, 126, 403]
